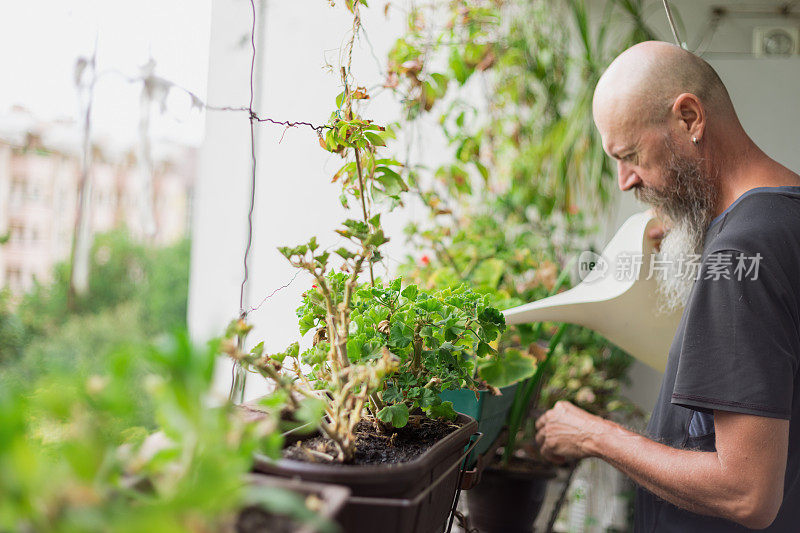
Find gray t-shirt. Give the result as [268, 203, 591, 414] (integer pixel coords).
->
[635, 186, 800, 532]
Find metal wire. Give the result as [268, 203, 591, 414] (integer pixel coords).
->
[239, 0, 258, 316]
[662, 0, 684, 48]
[229, 0, 260, 403]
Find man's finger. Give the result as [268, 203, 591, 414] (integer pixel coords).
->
[540, 442, 566, 465]
[535, 428, 546, 447]
[535, 412, 548, 430]
[547, 452, 567, 465]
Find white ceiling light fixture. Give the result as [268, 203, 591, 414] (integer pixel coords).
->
[753, 26, 799, 57]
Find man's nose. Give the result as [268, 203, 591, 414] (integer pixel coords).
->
[617, 161, 642, 191]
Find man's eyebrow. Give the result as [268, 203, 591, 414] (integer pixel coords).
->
[610, 145, 635, 160]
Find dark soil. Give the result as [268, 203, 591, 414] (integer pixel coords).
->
[283, 416, 459, 465]
[236, 506, 296, 533]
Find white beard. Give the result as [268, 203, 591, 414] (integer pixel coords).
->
[654, 220, 706, 314]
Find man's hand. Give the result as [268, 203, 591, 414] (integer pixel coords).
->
[534, 401, 606, 464]
[536, 403, 789, 529]
[645, 211, 667, 251]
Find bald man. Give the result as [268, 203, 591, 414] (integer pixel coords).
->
[534, 41, 800, 531]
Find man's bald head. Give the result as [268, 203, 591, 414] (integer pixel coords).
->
[592, 42, 741, 312]
[593, 41, 735, 128]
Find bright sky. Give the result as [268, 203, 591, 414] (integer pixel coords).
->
[0, 0, 212, 149]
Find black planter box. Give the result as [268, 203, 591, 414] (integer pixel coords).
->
[253, 414, 479, 533]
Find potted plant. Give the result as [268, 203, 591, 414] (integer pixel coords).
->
[224, 229, 523, 532]
[216, 2, 535, 532]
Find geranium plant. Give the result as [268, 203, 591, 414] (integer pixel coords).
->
[222, 0, 539, 465]
[226, 228, 533, 463]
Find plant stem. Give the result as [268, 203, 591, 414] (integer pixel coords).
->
[369, 392, 385, 412]
[353, 149, 375, 286]
[411, 323, 423, 376]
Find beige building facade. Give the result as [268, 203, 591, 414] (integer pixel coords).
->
[0, 112, 195, 295]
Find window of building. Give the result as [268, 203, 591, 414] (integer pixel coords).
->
[5, 267, 22, 290]
[9, 224, 24, 244]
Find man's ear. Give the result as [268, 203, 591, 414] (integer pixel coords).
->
[671, 93, 706, 143]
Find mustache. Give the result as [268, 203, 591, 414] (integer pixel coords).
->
[633, 154, 717, 232]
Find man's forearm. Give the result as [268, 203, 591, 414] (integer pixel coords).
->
[584, 419, 751, 523]
[536, 401, 786, 528]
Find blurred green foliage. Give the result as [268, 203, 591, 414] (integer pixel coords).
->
[1, 230, 190, 385]
[0, 290, 26, 362]
[0, 329, 328, 532]
[387, 0, 660, 427]
[0, 230, 337, 531]
[16, 230, 190, 338]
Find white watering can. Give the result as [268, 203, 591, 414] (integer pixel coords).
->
[503, 211, 682, 372]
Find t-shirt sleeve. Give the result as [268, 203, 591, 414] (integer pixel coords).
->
[671, 249, 799, 420]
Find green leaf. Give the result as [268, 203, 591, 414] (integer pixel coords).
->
[449, 49, 470, 85]
[382, 385, 403, 404]
[250, 341, 264, 357]
[474, 161, 489, 182]
[401, 284, 418, 300]
[295, 397, 326, 428]
[347, 336, 364, 361]
[375, 167, 408, 196]
[476, 341, 494, 358]
[285, 342, 299, 359]
[325, 128, 338, 151]
[335, 247, 355, 260]
[377, 403, 409, 428]
[415, 387, 438, 409]
[415, 297, 441, 313]
[298, 313, 316, 336]
[430, 72, 449, 91]
[477, 306, 506, 341]
[426, 400, 457, 420]
[364, 131, 386, 147]
[477, 349, 537, 388]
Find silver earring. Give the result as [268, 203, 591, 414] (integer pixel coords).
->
[692, 136, 699, 144]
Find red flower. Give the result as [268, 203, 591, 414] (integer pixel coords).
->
[312, 284, 318, 289]
[420, 255, 430, 266]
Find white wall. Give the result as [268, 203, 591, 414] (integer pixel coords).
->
[188, 0, 451, 400]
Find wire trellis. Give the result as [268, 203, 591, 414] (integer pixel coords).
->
[67, 0, 349, 401]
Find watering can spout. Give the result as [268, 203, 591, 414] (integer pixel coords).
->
[503, 211, 682, 372]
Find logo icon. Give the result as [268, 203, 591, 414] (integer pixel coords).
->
[577, 251, 608, 283]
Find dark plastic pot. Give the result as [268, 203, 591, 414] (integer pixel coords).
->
[465, 466, 555, 533]
[253, 414, 479, 533]
[238, 474, 350, 533]
[439, 383, 519, 468]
